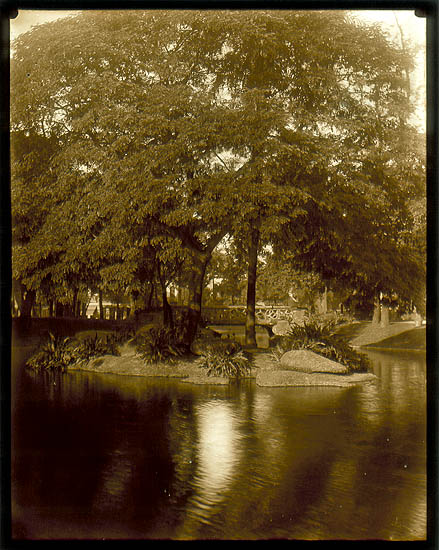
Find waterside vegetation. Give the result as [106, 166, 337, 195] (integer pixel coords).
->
[25, 331, 122, 372]
[25, 316, 373, 384]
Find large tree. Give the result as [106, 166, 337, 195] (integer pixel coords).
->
[11, 10, 425, 342]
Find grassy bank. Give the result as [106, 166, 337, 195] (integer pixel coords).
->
[364, 327, 426, 351]
[347, 321, 421, 348]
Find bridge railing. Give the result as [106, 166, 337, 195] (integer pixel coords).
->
[201, 305, 307, 325]
[201, 306, 246, 324]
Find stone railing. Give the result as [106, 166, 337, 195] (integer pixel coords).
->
[201, 305, 308, 326]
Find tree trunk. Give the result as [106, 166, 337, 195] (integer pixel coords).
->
[380, 304, 390, 327]
[99, 289, 104, 320]
[186, 253, 210, 348]
[321, 285, 328, 314]
[162, 289, 173, 328]
[156, 228, 227, 348]
[156, 262, 173, 328]
[146, 283, 154, 311]
[48, 299, 54, 317]
[12, 279, 24, 316]
[81, 301, 88, 317]
[55, 301, 64, 317]
[153, 284, 159, 309]
[372, 294, 381, 325]
[245, 225, 260, 347]
[20, 288, 36, 318]
[72, 288, 78, 318]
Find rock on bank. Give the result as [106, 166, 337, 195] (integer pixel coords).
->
[256, 349, 376, 387]
[67, 341, 376, 388]
[256, 369, 376, 387]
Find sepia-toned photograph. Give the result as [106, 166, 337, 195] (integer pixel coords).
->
[9, 7, 428, 541]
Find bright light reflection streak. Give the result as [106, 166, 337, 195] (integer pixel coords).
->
[195, 401, 241, 502]
[177, 400, 242, 536]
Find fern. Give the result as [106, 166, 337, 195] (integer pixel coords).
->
[26, 331, 121, 372]
[199, 341, 253, 379]
[135, 327, 185, 364]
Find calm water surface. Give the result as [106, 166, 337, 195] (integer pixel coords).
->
[11, 346, 426, 540]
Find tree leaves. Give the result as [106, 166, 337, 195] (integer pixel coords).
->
[11, 10, 425, 314]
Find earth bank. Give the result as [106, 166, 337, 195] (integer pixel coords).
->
[67, 326, 378, 386]
[24, 320, 423, 387]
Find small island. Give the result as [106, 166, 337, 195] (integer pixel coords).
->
[61, 332, 376, 387]
[26, 318, 405, 388]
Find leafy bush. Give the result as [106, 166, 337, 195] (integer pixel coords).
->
[26, 331, 121, 372]
[274, 320, 370, 373]
[134, 327, 185, 364]
[26, 332, 77, 372]
[199, 341, 253, 379]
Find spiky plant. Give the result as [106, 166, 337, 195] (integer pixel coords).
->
[199, 341, 253, 379]
[26, 332, 75, 372]
[135, 327, 185, 364]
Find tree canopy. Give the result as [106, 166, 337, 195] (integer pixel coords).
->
[11, 10, 426, 339]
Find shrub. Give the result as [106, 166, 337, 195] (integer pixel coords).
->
[26, 332, 76, 372]
[26, 331, 121, 372]
[274, 320, 370, 373]
[199, 341, 253, 379]
[134, 327, 185, 364]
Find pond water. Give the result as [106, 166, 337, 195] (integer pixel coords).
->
[11, 345, 426, 540]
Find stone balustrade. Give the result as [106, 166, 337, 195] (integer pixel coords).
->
[201, 305, 307, 325]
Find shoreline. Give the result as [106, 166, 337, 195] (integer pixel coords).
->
[15, 321, 425, 387]
[66, 350, 378, 387]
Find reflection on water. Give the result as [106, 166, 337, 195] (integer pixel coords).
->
[11, 349, 426, 540]
[177, 401, 243, 538]
[195, 401, 240, 497]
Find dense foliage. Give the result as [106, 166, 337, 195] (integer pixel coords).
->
[199, 341, 253, 379]
[26, 333, 76, 372]
[26, 331, 121, 372]
[134, 327, 186, 364]
[75, 333, 120, 361]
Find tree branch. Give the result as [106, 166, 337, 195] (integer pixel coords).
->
[213, 152, 232, 172]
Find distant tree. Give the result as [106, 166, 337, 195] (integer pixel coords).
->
[257, 252, 324, 309]
[204, 242, 247, 306]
